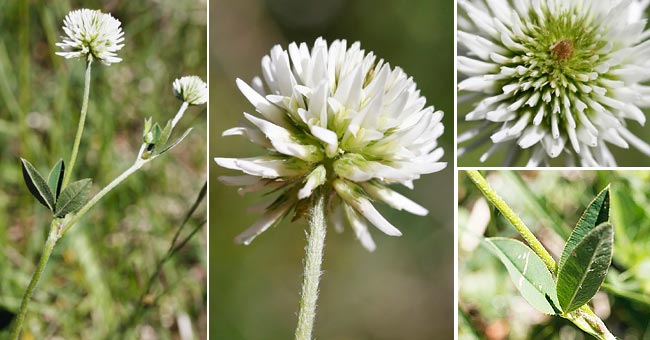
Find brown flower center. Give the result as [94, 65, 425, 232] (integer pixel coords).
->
[550, 39, 574, 62]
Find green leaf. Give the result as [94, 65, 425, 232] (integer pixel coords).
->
[21, 158, 55, 211]
[142, 117, 152, 138]
[54, 178, 92, 218]
[47, 159, 65, 200]
[154, 120, 172, 152]
[157, 127, 192, 155]
[557, 222, 613, 313]
[560, 186, 610, 269]
[484, 237, 560, 314]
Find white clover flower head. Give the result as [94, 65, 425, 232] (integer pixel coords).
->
[215, 38, 446, 251]
[55, 9, 124, 65]
[458, 0, 650, 166]
[173, 76, 208, 105]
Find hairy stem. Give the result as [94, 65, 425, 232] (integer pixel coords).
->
[11, 220, 61, 339]
[466, 170, 557, 274]
[62, 59, 92, 189]
[295, 193, 327, 340]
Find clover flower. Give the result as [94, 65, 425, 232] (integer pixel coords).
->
[56, 9, 124, 65]
[458, 0, 650, 166]
[173, 76, 208, 106]
[215, 38, 445, 251]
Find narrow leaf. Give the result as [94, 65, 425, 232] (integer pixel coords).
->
[21, 158, 55, 211]
[157, 120, 173, 149]
[158, 128, 192, 155]
[54, 178, 92, 218]
[485, 237, 560, 314]
[47, 159, 65, 200]
[557, 222, 613, 313]
[560, 186, 610, 269]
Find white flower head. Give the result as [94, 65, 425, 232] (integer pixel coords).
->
[458, 0, 650, 166]
[215, 38, 446, 251]
[56, 9, 125, 65]
[173, 76, 208, 105]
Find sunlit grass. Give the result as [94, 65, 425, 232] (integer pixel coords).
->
[0, 1, 206, 338]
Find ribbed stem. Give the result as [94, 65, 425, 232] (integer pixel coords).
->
[11, 220, 60, 339]
[295, 193, 327, 340]
[62, 59, 92, 189]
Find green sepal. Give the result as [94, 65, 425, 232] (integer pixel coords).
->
[54, 178, 92, 218]
[47, 159, 65, 200]
[21, 158, 56, 211]
[557, 222, 613, 313]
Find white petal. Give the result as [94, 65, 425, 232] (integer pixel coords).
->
[333, 179, 402, 237]
[234, 200, 293, 245]
[361, 182, 428, 216]
[343, 203, 377, 252]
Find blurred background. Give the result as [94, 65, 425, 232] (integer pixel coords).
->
[210, 0, 454, 339]
[459, 170, 650, 339]
[0, 1, 206, 339]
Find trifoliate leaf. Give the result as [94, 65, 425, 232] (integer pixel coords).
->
[560, 186, 610, 269]
[54, 178, 92, 218]
[485, 237, 560, 315]
[557, 222, 613, 313]
[21, 158, 55, 211]
[47, 159, 65, 200]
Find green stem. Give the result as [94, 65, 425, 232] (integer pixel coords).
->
[61, 157, 146, 236]
[11, 219, 61, 339]
[295, 193, 327, 340]
[62, 59, 92, 189]
[465, 170, 557, 274]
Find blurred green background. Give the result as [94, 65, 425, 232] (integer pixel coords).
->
[210, 0, 454, 339]
[459, 170, 650, 339]
[0, 1, 206, 339]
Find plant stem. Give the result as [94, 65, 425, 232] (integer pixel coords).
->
[62, 59, 92, 189]
[11, 219, 61, 339]
[295, 193, 327, 340]
[61, 157, 146, 236]
[171, 101, 189, 128]
[465, 170, 557, 274]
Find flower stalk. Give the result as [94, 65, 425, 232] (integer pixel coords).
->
[62, 59, 92, 189]
[295, 192, 327, 340]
